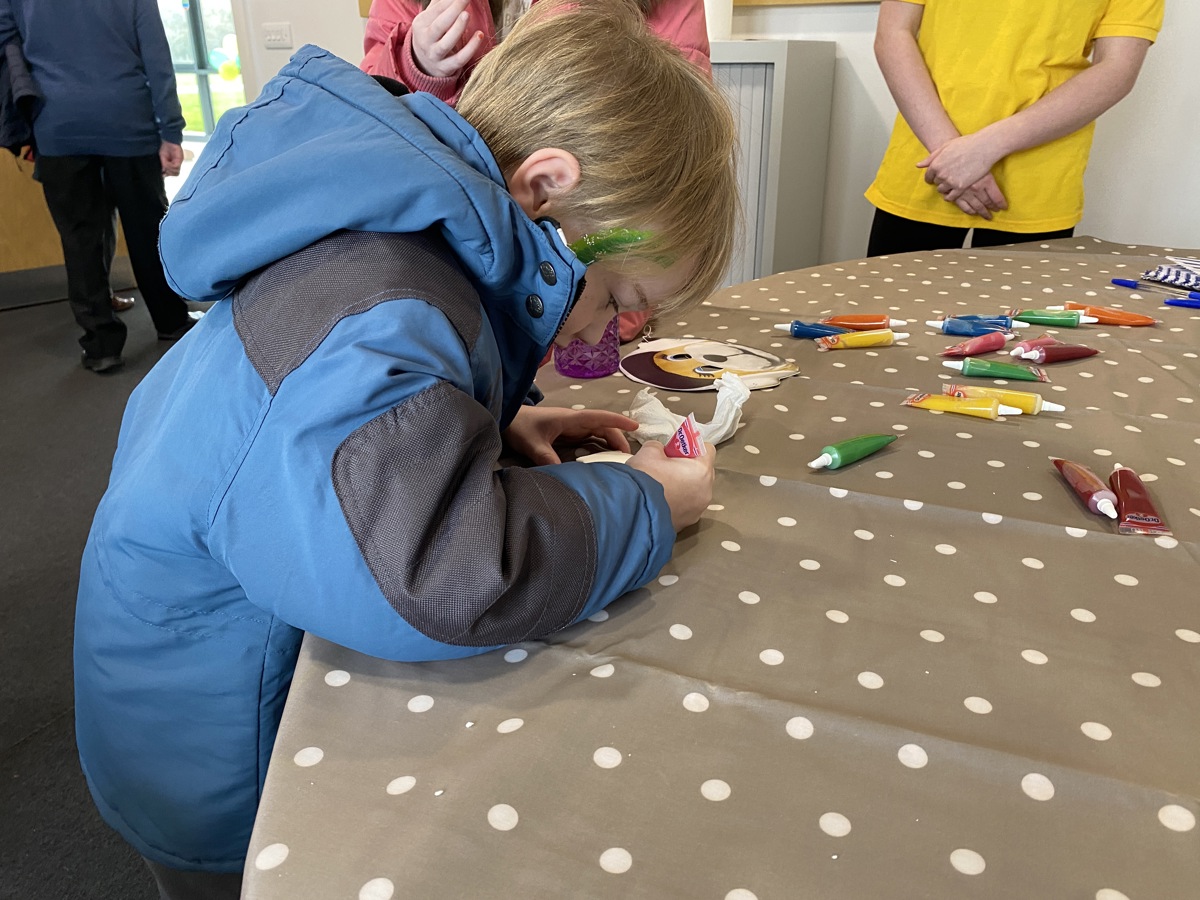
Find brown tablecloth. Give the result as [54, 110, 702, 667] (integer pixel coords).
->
[243, 237, 1200, 900]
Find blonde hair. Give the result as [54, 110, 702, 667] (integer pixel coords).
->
[457, 0, 739, 312]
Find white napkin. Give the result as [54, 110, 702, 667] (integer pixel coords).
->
[627, 372, 751, 446]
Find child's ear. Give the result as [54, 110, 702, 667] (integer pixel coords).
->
[506, 149, 581, 220]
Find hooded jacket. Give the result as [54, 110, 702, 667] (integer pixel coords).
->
[74, 46, 674, 871]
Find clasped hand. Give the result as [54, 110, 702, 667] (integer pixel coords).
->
[917, 133, 1008, 221]
[411, 0, 485, 78]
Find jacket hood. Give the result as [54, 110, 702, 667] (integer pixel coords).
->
[159, 45, 584, 349]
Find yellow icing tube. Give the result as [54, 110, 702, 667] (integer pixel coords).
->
[815, 329, 909, 351]
[902, 392, 1022, 420]
[942, 384, 1065, 415]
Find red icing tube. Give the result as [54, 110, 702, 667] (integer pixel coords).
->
[1052, 459, 1117, 519]
[1009, 335, 1059, 357]
[1108, 466, 1171, 535]
[664, 414, 705, 459]
[1021, 344, 1099, 364]
[940, 330, 1009, 358]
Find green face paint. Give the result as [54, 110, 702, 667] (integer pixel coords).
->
[568, 228, 652, 266]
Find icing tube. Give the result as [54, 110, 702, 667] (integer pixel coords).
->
[815, 329, 909, 351]
[1021, 343, 1099, 363]
[1052, 458, 1118, 520]
[809, 434, 897, 470]
[820, 314, 908, 331]
[1009, 335, 1061, 357]
[664, 413, 705, 459]
[1007, 309, 1098, 327]
[949, 314, 1029, 329]
[925, 317, 1008, 337]
[774, 321, 850, 339]
[940, 331, 1011, 358]
[1108, 466, 1172, 536]
[942, 384, 1065, 415]
[903, 392, 1022, 419]
[942, 358, 1050, 382]
[1044, 303, 1158, 327]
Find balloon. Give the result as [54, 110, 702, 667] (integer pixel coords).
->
[208, 48, 229, 68]
[218, 60, 241, 81]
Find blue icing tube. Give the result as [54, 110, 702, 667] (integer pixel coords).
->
[774, 321, 851, 339]
[924, 317, 1008, 337]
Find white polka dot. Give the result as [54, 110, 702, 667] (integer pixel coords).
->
[982, 513, 1003, 524]
[725, 891, 758, 900]
[386, 776, 417, 795]
[707, 504, 724, 511]
[658, 574, 679, 586]
[759, 475, 778, 487]
[935, 544, 956, 555]
[884, 574, 906, 587]
[1132, 672, 1161, 687]
[486, 803, 520, 831]
[1096, 890, 1132, 900]
[254, 843, 290, 870]
[819, 812, 852, 837]
[1081, 721, 1112, 741]
[669, 624, 693, 640]
[599, 848, 632, 874]
[408, 695, 434, 713]
[826, 609, 849, 623]
[1114, 574, 1139, 587]
[1022, 557, 1045, 570]
[294, 747, 324, 767]
[920, 629, 945, 643]
[359, 878, 395, 900]
[777, 516, 797, 527]
[1021, 773, 1055, 801]
[1071, 608, 1097, 623]
[964, 696, 992, 714]
[1022, 649, 1048, 665]
[744, 445, 761, 455]
[760, 649, 785, 666]
[1023, 492, 1043, 501]
[788, 433, 805, 441]
[950, 849, 986, 875]
[858, 671, 884, 689]
[587, 610, 609, 623]
[497, 718, 524, 733]
[799, 559, 821, 570]
[829, 487, 849, 498]
[1065, 527, 1088, 538]
[854, 529, 874, 541]
[1158, 804, 1196, 832]
[786, 716, 814, 739]
[918, 450, 936, 458]
[503, 649, 528, 663]
[683, 692, 710, 712]
[947, 481, 966, 490]
[722, 541, 742, 552]
[739, 590, 761, 604]
[1155, 536, 1179, 549]
[898, 744, 928, 768]
[875, 470, 894, 480]
[590, 664, 615, 678]
[593, 747, 623, 769]
[324, 670, 351, 687]
[1176, 629, 1200, 643]
[955, 432, 973, 440]
[904, 500, 924, 510]
[702, 779, 732, 801]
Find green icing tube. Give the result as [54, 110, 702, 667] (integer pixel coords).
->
[809, 434, 897, 470]
[1010, 309, 1088, 327]
[942, 357, 1050, 382]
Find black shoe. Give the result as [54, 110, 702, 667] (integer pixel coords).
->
[82, 352, 124, 374]
[157, 310, 205, 341]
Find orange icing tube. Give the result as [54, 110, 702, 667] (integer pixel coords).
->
[902, 392, 1022, 419]
[942, 384, 1064, 415]
[1045, 302, 1158, 327]
[820, 314, 908, 331]
[815, 329, 910, 351]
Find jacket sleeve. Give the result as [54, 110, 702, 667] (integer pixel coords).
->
[646, 0, 712, 76]
[0, 0, 16, 49]
[213, 300, 675, 660]
[135, 0, 185, 143]
[360, 0, 468, 103]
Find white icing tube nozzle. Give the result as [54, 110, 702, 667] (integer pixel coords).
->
[889, 318, 908, 328]
[925, 320, 944, 328]
[809, 452, 833, 469]
[998, 405, 1023, 416]
[773, 323, 791, 331]
[942, 360, 965, 371]
[1080, 315, 1099, 323]
[1042, 400, 1066, 412]
[892, 332, 911, 340]
[1097, 497, 1118, 519]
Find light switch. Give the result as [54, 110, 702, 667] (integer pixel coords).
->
[263, 22, 293, 50]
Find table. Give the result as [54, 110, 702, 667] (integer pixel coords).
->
[243, 237, 1200, 899]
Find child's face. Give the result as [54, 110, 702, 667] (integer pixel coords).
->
[554, 254, 692, 348]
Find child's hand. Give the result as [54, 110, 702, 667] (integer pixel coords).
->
[411, 0, 485, 78]
[627, 440, 715, 532]
[503, 405, 637, 466]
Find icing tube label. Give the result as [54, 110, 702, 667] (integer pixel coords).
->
[1108, 467, 1171, 536]
[665, 414, 705, 459]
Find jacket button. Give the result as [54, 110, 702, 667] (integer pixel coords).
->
[525, 294, 544, 318]
[538, 261, 557, 285]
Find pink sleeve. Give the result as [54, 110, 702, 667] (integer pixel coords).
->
[360, 0, 465, 102]
[645, 0, 712, 76]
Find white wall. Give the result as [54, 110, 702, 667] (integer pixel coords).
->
[733, 2, 1200, 263]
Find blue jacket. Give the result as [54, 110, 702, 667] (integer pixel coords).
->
[74, 46, 675, 871]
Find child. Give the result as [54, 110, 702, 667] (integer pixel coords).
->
[72, 0, 737, 896]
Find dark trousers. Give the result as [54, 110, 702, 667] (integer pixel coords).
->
[144, 858, 243, 900]
[867, 208, 1075, 257]
[37, 154, 190, 359]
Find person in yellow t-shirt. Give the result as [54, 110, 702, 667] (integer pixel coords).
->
[864, 0, 1163, 256]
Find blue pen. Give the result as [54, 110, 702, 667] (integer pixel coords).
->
[1164, 298, 1200, 310]
[924, 317, 1009, 337]
[774, 321, 851, 339]
[1112, 278, 1200, 301]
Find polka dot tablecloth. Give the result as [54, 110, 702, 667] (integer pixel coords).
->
[245, 238, 1200, 899]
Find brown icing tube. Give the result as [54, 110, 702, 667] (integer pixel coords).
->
[1020, 344, 1099, 364]
[1108, 466, 1172, 536]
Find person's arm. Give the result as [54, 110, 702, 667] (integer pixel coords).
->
[361, 0, 481, 103]
[134, 0, 185, 146]
[0, 0, 17, 48]
[644, 0, 712, 76]
[921, 36, 1152, 201]
[874, 0, 1005, 218]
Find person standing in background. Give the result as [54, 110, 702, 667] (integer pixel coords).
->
[865, 0, 1163, 257]
[0, 0, 199, 374]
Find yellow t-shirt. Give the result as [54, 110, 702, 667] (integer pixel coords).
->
[865, 0, 1163, 231]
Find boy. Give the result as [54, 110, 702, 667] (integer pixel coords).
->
[72, 0, 738, 896]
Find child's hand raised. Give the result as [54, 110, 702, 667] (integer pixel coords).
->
[628, 441, 715, 532]
[411, 0, 485, 78]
